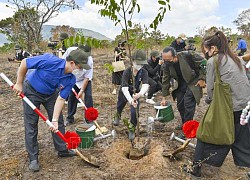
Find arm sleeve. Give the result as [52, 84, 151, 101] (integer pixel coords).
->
[122, 87, 133, 104]
[191, 52, 207, 81]
[138, 84, 149, 96]
[162, 63, 171, 97]
[144, 64, 161, 76]
[83, 56, 93, 80]
[59, 76, 76, 99]
[206, 58, 215, 100]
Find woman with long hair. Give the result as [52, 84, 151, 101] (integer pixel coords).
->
[184, 31, 250, 178]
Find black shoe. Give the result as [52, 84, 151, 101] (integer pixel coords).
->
[183, 162, 202, 179]
[58, 149, 77, 157]
[29, 160, 40, 172]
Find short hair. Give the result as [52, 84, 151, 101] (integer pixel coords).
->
[163, 47, 177, 57]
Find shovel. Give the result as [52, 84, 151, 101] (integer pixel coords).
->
[71, 87, 104, 136]
[0, 73, 100, 168]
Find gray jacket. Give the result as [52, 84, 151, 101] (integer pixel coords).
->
[206, 55, 250, 111]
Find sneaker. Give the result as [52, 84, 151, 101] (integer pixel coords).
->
[146, 98, 156, 105]
[128, 123, 135, 140]
[58, 149, 77, 157]
[112, 89, 116, 95]
[29, 160, 40, 172]
[113, 113, 121, 126]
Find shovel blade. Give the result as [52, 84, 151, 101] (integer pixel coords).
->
[75, 149, 100, 168]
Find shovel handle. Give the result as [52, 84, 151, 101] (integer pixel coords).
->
[72, 87, 103, 134]
[0, 73, 67, 143]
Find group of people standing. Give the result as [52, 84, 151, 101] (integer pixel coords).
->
[9, 30, 250, 179]
[111, 32, 250, 178]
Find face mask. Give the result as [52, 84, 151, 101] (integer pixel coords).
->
[205, 51, 212, 60]
[180, 40, 184, 43]
[133, 63, 143, 71]
[16, 50, 21, 53]
[72, 68, 81, 75]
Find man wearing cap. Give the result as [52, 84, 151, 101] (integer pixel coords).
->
[161, 47, 206, 138]
[170, 33, 189, 52]
[62, 45, 94, 125]
[14, 45, 30, 61]
[13, 49, 90, 172]
[113, 50, 149, 140]
[143, 50, 164, 104]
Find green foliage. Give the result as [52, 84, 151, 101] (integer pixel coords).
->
[0, 43, 15, 53]
[63, 34, 108, 49]
[162, 34, 175, 47]
[103, 63, 114, 74]
[150, 0, 170, 30]
[233, 9, 250, 36]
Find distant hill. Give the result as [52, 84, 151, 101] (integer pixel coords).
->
[0, 25, 113, 46]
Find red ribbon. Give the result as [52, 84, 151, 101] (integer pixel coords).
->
[85, 107, 99, 121]
[64, 131, 81, 149]
[182, 120, 199, 138]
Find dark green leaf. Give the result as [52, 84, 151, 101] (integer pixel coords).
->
[128, 20, 132, 27]
[158, 0, 166, 5]
[137, 4, 140, 13]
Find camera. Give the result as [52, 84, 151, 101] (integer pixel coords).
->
[47, 41, 59, 50]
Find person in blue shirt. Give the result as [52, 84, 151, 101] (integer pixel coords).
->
[13, 49, 90, 172]
[236, 37, 247, 56]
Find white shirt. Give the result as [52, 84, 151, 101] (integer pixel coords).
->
[62, 47, 93, 89]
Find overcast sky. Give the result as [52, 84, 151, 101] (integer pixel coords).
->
[0, 0, 249, 40]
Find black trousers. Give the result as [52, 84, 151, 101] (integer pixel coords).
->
[238, 49, 247, 56]
[67, 82, 93, 122]
[174, 85, 196, 124]
[194, 111, 250, 167]
[116, 89, 139, 127]
[147, 77, 162, 99]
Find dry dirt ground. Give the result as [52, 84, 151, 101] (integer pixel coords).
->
[0, 51, 250, 180]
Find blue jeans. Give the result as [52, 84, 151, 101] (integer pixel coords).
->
[67, 82, 93, 122]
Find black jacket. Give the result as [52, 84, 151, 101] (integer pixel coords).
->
[170, 40, 186, 52]
[143, 58, 161, 79]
